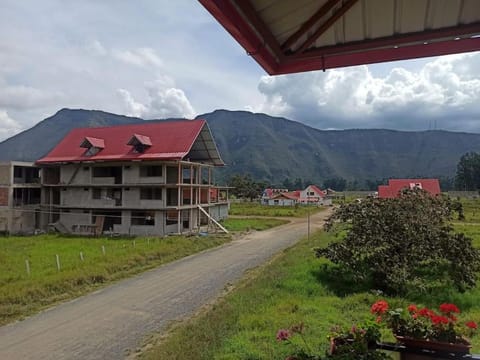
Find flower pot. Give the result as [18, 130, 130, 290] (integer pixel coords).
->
[395, 335, 471, 360]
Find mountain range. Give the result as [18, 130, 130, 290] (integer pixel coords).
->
[1, 108, 479, 186]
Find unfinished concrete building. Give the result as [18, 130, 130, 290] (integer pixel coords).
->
[36, 120, 229, 236]
[0, 161, 41, 233]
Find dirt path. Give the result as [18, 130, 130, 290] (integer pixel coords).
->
[0, 209, 331, 360]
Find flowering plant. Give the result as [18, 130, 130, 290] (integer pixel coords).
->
[371, 300, 478, 344]
[276, 321, 392, 359]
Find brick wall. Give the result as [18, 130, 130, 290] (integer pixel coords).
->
[0, 187, 9, 206]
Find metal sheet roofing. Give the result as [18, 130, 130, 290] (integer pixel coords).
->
[200, 0, 480, 74]
[378, 178, 441, 198]
[36, 120, 224, 166]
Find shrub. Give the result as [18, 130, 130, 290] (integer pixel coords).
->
[316, 189, 480, 295]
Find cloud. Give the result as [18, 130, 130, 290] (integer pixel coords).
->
[112, 47, 163, 68]
[0, 81, 64, 111]
[255, 53, 480, 131]
[117, 77, 196, 119]
[0, 110, 23, 141]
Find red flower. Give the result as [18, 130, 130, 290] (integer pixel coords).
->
[439, 303, 460, 315]
[418, 307, 435, 318]
[276, 329, 291, 341]
[371, 300, 389, 315]
[466, 321, 478, 330]
[407, 305, 418, 313]
[431, 315, 449, 325]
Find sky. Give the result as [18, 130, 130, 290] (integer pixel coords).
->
[0, 0, 479, 142]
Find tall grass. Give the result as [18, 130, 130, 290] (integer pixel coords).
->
[0, 234, 229, 325]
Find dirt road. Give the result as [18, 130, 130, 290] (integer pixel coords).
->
[0, 209, 331, 360]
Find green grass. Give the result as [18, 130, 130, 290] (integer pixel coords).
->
[142, 227, 480, 360]
[0, 233, 230, 325]
[229, 202, 324, 217]
[221, 218, 289, 232]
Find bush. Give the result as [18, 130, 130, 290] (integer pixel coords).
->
[316, 189, 480, 295]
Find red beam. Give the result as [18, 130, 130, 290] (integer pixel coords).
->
[199, 0, 278, 74]
[276, 37, 480, 74]
[295, 0, 359, 54]
[235, 0, 284, 61]
[291, 22, 480, 60]
[281, 0, 341, 51]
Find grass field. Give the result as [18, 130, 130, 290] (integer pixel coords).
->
[229, 202, 324, 217]
[142, 202, 480, 360]
[221, 218, 289, 232]
[0, 234, 230, 325]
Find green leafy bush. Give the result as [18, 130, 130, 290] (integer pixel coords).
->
[316, 189, 480, 295]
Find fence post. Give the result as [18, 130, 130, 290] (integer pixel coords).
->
[56, 254, 61, 271]
[80, 251, 84, 261]
[25, 259, 31, 276]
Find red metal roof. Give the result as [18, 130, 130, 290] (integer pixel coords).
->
[378, 178, 441, 199]
[200, 0, 480, 74]
[37, 120, 209, 164]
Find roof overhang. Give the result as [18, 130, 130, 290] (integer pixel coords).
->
[200, 0, 480, 74]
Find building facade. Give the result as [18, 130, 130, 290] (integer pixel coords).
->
[35, 120, 229, 236]
[0, 161, 41, 233]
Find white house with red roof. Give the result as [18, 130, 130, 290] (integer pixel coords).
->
[378, 179, 441, 199]
[35, 119, 229, 236]
[262, 185, 331, 206]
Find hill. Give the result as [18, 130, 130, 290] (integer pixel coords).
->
[1, 108, 479, 185]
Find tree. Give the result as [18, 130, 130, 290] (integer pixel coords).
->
[228, 174, 267, 201]
[316, 189, 480, 295]
[455, 152, 480, 190]
[323, 177, 347, 191]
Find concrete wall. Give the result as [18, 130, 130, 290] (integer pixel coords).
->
[60, 164, 91, 185]
[268, 198, 295, 206]
[113, 210, 166, 236]
[0, 164, 11, 185]
[60, 210, 91, 232]
[0, 207, 37, 233]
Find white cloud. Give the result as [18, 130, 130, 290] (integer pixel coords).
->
[0, 81, 64, 110]
[118, 77, 196, 119]
[255, 53, 480, 131]
[0, 110, 23, 141]
[112, 47, 163, 68]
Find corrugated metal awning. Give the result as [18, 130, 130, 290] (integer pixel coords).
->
[200, 0, 480, 74]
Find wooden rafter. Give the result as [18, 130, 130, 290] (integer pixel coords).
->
[281, 0, 341, 51]
[294, 0, 360, 54]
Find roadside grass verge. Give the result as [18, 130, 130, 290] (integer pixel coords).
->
[229, 202, 324, 217]
[221, 218, 289, 232]
[0, 234, 230, 325]
[141, 228, 480, 360]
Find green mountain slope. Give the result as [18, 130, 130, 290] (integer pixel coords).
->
[0, 108, 479, 184]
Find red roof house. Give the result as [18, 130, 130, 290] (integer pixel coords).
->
[378, 179, 441, 199]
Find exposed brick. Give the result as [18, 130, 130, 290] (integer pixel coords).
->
[0, 187, 9, 206]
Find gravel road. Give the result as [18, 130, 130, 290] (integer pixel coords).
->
[0, 209, 331, 360]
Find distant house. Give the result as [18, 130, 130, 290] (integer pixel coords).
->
[267, 191, 300, 206]
[378, 179, 441, 199]
[261, 188, 288, 205]
[262, 185, 332, 206]
[299, 185, 327, 204]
